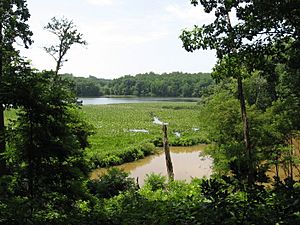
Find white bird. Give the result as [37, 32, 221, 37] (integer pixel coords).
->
[174, 132, 181, 137]
[153, 117, 168, 125]
[129, 129, 149, 133]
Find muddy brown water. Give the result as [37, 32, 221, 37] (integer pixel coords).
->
[267, 138, 300, 181]
[91, 144, 213, 186]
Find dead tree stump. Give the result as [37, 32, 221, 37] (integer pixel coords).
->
[162, 124, 174, 181]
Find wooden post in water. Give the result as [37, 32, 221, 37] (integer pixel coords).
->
[162, 124, 174, 181]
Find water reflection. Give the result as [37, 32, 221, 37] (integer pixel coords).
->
[91, 145, 213, 185]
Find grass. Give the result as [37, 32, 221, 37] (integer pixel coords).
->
[81, 102, 207, 168]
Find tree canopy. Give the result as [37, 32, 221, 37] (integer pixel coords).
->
[66, 72, 213, 98]
[0, 0, 33, 174]
[44, 17, 87, 76]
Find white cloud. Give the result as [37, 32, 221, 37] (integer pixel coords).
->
[21, 0, 217, 78]
[86, 0, 113, 6]
[165, 4, 214, 25]
[82, 19, 169, 47]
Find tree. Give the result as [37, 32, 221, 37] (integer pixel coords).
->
[44, 17, 87, 76]
[180, 0, 300, 185]
[180, 0, 255, 184]
[3, 69, 93, 224]
[0, 11, 92, 223]
[0, 0, 32, 174]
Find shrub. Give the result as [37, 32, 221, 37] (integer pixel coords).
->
[119, 147, 144, 162]
[88, 168, 137, 198]
[144, 173, 167, 191]
[102, 155, 122, 167]
[140, 142, 156, 156]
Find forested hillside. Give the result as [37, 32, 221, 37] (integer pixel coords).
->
[64, 72, 213, 97]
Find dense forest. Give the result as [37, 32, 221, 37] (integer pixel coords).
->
[64, 72, 213, 97]
[0, 0, 299, 224]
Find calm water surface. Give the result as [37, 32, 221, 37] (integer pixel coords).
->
[79, 97, 199, 105]
[91, 145, 213, 185]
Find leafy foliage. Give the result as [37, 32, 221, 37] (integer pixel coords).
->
[44, 17, 87, 75]
[143, 173, 167, 191]
[66, 72, 213, 97]
[0, 0, 33, 174]
[1, 70, 93, 224]
[102, 176, 300, 225]
[88, 168, 137, 199]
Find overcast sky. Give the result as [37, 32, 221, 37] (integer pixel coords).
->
[21, 0, 217, 79]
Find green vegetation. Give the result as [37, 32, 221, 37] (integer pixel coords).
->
[180, 0, 300, 185]
[0, 5, 92, 223]
[5, 102, 208, 168]
[99, 172, 300, 225]
[1, 0, 300, 224]
[88, 168, 137, 199]
[81, 102, 207, 167]
[65, 72, 213, 98]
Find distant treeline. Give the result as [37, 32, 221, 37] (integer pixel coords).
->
[63, 72, 213, 97]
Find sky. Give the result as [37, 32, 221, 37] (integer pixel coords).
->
[21, 0, 217, 79]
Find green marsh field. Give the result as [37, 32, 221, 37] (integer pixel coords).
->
[5, 102, 207, 168]
[82, 102, 207, 167]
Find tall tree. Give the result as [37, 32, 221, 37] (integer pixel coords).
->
[180, 0, 300, 184]
[180, 0, 255, 184]
[44, 17, 87, 76]
[0, 0, 32, 173]
[3, 69, 93, 224]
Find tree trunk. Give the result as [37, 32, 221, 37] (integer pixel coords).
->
[237, 76, 254, 184]
[55, 58, 61, 77]
[0, 106, 5, 174]
[275, 159, 279, 182]
[226, 11, 254, 185]
[289, 138, 294, 182]
[28, 112, 35, 219]
[162, 125, 174, 181]
[0, 21, 7, 174]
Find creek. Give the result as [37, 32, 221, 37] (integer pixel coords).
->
[91, 144, 213, 186]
